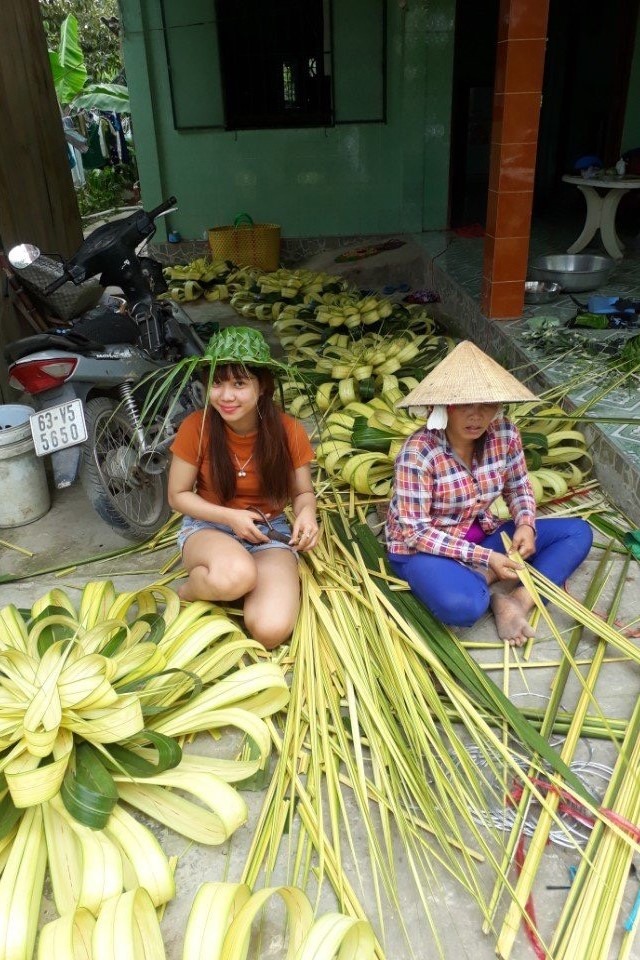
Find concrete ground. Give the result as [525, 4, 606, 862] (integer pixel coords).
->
[1, 247, 639, 958]
[2, 474, 639, 959]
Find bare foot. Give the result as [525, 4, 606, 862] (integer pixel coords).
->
[490, 584, 535, 647]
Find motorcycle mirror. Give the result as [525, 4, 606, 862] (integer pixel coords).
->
[8, 243, 41, 269]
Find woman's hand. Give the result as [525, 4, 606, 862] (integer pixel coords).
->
[227, 509, 271, 544]
[488, 550, 523, 581]
[290, 506, 319, 552]
[511, 524, 536, 559]
[290, 464, 318, 552]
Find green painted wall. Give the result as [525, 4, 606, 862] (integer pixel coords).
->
[120, 0, 455, 240]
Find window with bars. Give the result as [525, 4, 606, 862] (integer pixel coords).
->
[160, 0, 386, 131]
[215, 0, 332, 129]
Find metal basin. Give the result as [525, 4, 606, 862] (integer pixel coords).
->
[524, 280, 562, 304]
[529, 254, 615, 292]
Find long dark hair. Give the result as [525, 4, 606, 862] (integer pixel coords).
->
[206, 364, 293, 504]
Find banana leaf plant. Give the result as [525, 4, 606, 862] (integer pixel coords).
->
[49, 14, 130, 113]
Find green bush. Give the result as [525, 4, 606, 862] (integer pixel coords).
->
[76, 163, 137, 217]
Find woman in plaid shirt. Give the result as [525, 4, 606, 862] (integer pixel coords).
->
[385, 342, 592, 646]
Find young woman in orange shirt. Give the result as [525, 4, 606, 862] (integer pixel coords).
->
[168, 327, 317, 649]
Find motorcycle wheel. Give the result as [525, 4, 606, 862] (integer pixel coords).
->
[81, 397, 171, 541]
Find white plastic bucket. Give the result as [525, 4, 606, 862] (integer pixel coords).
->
[0, 405, 51, 527]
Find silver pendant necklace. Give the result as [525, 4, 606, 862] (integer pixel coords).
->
[234, 453, 253, 477]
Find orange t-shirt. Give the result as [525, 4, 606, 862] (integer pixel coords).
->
[170, 409, 314, 515]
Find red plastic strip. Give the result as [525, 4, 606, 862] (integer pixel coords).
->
[510, 777, 640, 839]
[599, 809, 640, 842]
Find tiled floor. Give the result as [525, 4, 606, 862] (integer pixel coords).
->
[414, 213, 640, 481]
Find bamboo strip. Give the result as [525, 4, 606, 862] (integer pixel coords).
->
[481, 655, 629, 671]
[485, 546, 615, 933]
[0, 539, 34, 557]
[550, 700, 640, 958]
[496, 554, 629, 959]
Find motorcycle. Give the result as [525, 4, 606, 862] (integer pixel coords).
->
[5, 197, 205, 541]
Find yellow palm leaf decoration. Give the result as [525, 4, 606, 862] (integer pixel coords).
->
[0, 581, 288, 959]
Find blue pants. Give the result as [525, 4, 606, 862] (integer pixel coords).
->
[388, 518, 593, 628]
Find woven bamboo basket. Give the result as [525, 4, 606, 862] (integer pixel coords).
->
[208, 213, 280, 271]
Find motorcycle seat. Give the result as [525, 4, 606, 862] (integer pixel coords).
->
[71, 307, 140, 345]
[5, 332, 106, 364]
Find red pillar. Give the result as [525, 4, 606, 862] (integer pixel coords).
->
[481, 0, 550, 319]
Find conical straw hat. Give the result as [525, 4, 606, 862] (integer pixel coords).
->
[396, 340, 537, 407]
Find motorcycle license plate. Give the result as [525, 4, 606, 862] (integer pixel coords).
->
[30, 400, 88, 457]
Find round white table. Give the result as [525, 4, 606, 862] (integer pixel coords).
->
[562, 174, 640, 259]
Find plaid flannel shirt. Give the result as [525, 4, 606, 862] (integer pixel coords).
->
[385, 417, 536, 567]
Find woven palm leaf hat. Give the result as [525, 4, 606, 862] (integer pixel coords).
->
[203, 325, 291, 376]
[397, 340, 536, 428]
[144, 325, 298, 423]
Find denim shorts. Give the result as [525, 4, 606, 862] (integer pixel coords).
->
[177, 512, 294, 555]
